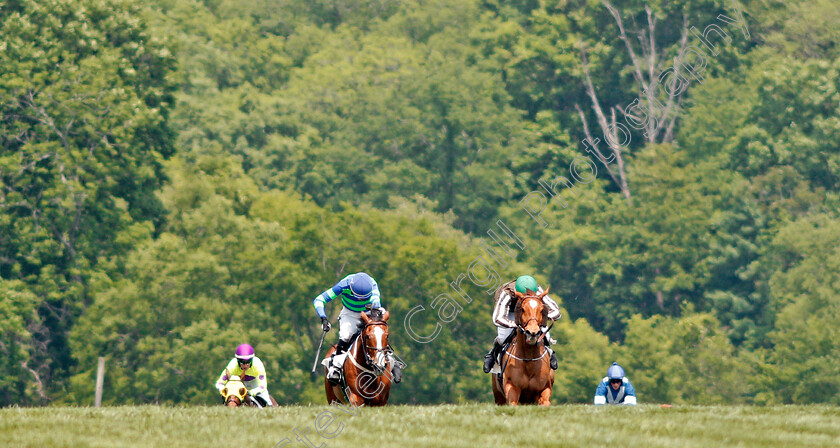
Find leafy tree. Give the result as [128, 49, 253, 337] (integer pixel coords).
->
[755, 0, 840, 60]
[0, 0, 175, 404]
[0, 280, 39, 403]
[623, 312, 747, 404]
[758, 215, 840, 404]
[552, 315, 617, 403]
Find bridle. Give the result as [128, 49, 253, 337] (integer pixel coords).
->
[497, 295, 554, 372]
[515, 296, 553, 343]
[348, 320, 391, 376]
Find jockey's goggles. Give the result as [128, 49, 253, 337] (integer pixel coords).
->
[609, 378, 622, 385]
[237, 358, 253, 366]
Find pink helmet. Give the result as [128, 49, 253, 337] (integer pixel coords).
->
[235, 343, 255, 361]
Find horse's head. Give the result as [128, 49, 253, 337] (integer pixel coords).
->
[360, 309, 390, 376]
[514, 288, 550, 345]
[222, 376, 248, 407]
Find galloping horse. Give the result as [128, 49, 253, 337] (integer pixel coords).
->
[492, 289, 555, 406]
[221, 376, 249, 407]
[324, 309, 392, 406]
[221, 376, 278, 407]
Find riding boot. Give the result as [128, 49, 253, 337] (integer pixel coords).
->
[484, 341, 502, 373]
[334, 338, 352, 355]
[328, 338, 352, 384]
[391, 363, 403, 383]
[544, 338, 558, 370]
[252, 395, 269, 408]
[249, 395, 264, 408]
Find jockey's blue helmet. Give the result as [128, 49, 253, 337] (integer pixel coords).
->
[607, 362, 625, 380]
[349, 273, 374, 300]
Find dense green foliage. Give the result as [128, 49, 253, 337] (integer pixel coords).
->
[0, 0, 175, 404]
[2, 0, 839, 406]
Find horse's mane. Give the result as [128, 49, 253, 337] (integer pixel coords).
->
[366, 309, 388, 324]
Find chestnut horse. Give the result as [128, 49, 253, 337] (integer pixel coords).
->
[492, 289, 555, 406]
[221, 376, 278, 407]
[324, 309, 392, 406]
[222, 377, 249, 407]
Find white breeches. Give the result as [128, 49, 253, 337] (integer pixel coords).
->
[339, 307, 363, 342]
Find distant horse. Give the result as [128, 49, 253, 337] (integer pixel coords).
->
[222, 376, 249, 407]
[492, 289, 555, 406]
[325, 309, 392, 406]
[221, 376, 278, 407]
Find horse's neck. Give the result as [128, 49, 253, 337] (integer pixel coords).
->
[514, 331, 544, 357]
[350, 335, 367, 366]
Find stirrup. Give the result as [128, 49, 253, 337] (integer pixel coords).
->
[327, 367, 341, 385]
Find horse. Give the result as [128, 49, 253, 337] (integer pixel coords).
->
[221, 376, 278, 407]
[324, 309, 392, 407]
[492, 289, 555, 406]
[221, 376, 249, 407]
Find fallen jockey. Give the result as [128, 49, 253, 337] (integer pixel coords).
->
[484, 275, 561, 373]
[594, 362, 637, 405]
[215, 343, 274, 407]
[313, 272, 403, 384]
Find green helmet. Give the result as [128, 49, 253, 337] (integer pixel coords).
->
[514, 275, 538, 294]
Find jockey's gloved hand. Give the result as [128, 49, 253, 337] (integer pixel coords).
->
[321, 317, 331, 332]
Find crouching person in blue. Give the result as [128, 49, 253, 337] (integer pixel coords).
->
[594, 362, 637, 405]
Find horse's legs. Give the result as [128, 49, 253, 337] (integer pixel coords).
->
[369, 384, 390, 406]
[537, 387, 552, 407]
[324, 346, 340, 404]
[325, 379, 342, 405]
[504, 383, 521, 406]
[369, 380, 391, 406]
[491, 375, 506, 405]
[347, 390, 365, 408]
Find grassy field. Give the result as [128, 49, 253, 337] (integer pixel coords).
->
[2, 404, 839, 447]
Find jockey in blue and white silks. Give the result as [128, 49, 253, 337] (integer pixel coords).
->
[313, 272, 402, 384]
[594, 362, 637, 405]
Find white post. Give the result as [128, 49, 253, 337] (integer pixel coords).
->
[94, 356, 105, 407]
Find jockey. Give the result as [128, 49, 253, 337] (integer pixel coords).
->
[214, 343, 273, 407]
[594, 362, 637, 405]
[483, 275, 562, 373]
[314, 272, 402, 384]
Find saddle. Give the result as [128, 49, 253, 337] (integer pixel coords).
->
[322, 331, 362, 369]
[489, 331, 516, 376]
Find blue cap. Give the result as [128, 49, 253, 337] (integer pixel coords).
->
[349, 273, 373, 300]
[607, 362, 625, 380]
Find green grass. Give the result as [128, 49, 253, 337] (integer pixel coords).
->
[2, 404, 839, 447]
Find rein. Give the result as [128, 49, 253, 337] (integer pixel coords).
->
[347, 322, 390, 375]
[515, 307, 554, 343]
[503, 336, 549, 362]
[508, 296, 553, 362]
